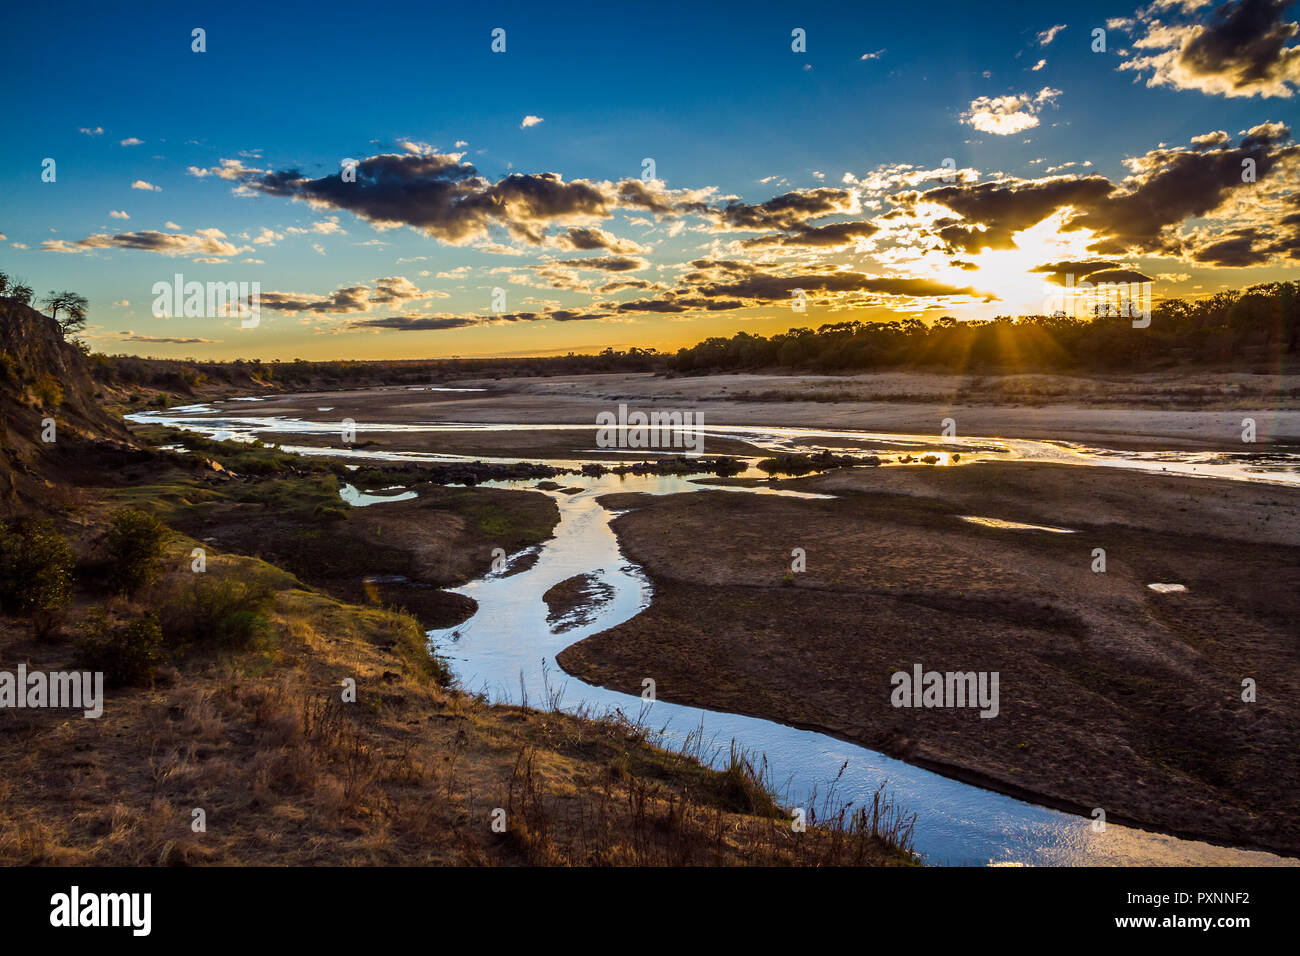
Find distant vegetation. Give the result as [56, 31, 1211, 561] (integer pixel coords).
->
[669, 282, 1299, 374]
[78, 283, 1298, 393]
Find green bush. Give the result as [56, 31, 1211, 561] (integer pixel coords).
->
[163, 577, 275, 652]
[103, 508, 169, 595]
[0, 518, 75, 636]
[77, 611, 166, 686]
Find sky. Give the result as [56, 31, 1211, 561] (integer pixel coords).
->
[1, 0, 1298, 360]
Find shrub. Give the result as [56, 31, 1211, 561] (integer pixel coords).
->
[162, 577, 275, 652]
[0, 519, 74, 636]
[77, 611, 166, 686]
[103, 508, 169, 595]
[32, 374, 63, 408]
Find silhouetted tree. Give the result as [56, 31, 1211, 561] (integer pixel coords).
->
[0, 272, 34, 306]
[41, 290, 90, 337]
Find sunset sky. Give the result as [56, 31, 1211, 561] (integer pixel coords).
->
[2, 0, 1298, 360]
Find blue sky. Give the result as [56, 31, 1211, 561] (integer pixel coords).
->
[2, 0, 1297, 358]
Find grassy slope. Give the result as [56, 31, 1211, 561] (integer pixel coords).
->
[0, 453, 915, 866]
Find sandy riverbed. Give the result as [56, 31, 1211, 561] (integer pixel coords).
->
[213, 369, 1300, 453]
[557, 460, 1300, 856]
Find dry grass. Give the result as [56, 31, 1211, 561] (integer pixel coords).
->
[0, 532, 915, 867]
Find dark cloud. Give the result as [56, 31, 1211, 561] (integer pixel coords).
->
[42, 229, 244, 258]
[351, 307, 608, 330]
[1030, 259, 1121, 284]
[918, 126, 1299, 262]
[1076, 267, 1155, 285]
[209, 148, 722, 247]
[556, 255, 647, 272]
[692, 269, 985, 302]
[1190, 227, 1273, 266]
[556, 226, 644, 253]
[710, 188, 857, 231]
[608, 295, 746, 314]
[240, 152, 618, 245]
[262, 276, 429, 313]
[118, 334, 219, 344]
[740, 220, 880, 248]
[1120, 0, 1300, 98]
[596, 278, 661, 293]
[351, 314, 480, 330]
[920, 177, 1115, 252]
[1075, 123, 1296, 255]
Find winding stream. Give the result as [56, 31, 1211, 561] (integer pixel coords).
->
[130, 402, 1300, 866]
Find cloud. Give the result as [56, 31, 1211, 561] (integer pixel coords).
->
[520, 115, 545, 129]
[1030, 259, 1126, 284]
[961, 88, 1060, 135]
[596, 278, 664, 293]
[261, 276, 440, 314]
[131, 180, 161, 191]
[109, 210, 129, 219]
[1032, 58, 1047, 70]
[860, 49, 886, 60]
[205, 145, 712, 246]
[916, 124, 1300, 263]
[352, 314, 481, 331]
[285, 217, 345, 237]
[115, 333, 218, 344]
[1037, 24, 1067, 45]
[351, 305, 608, 331]
[119, 137, 144, 146]
[739, 219, 880, 249]
[683, 266, 985, 305]
[707, 188, 859, 231]
[187, 158, 266, 180]
[41, 228, 245, 258]
[555, 255, 647, 272]
[1118, 0, 1300, 97]
[79, 126, 103, 136]
[552, 226, 646, 253]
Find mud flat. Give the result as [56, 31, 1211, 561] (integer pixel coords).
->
[558, 460, 1300, 856]
[167, 482, 559, 630]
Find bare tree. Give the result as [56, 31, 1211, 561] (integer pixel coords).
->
[40, 291, 90, 337]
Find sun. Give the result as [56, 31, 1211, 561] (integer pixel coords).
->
[963, 209, 1102, 316]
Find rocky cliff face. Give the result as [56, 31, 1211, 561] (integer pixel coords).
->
[0, 298, 130, 505]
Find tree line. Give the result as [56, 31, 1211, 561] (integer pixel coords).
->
[668, 282, 1299, 373]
